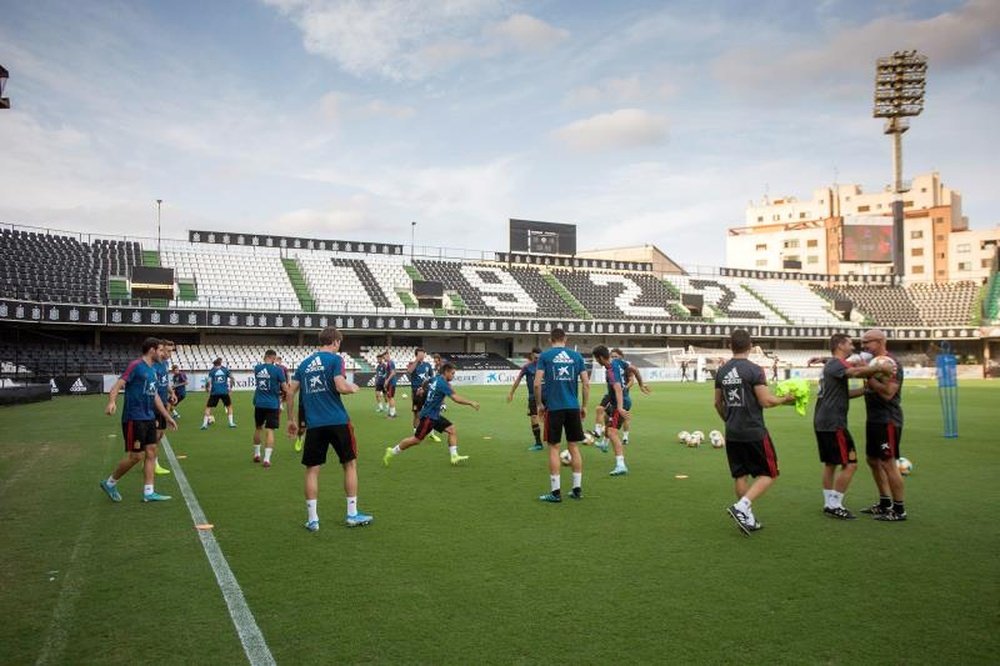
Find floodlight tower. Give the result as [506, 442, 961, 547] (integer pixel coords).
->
[0, 65, 10, 109]
[873, 50, 927, 278]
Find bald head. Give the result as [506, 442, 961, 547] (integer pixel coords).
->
[861, 328, 888, 355]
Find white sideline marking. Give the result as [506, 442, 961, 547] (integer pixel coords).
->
[160, 437, 276, 666]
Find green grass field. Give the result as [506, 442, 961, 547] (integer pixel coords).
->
[2, 380, 998, 665]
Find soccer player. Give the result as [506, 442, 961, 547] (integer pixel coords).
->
[286, 327, 372, 532]
[275, 355, 290, 409]
[592, 345, 629, 476]
[813, 333, 883, 520]
[202, 357, 236, 429]
[252, 349, 287, 468]
[100, 337, 177, 503]
[383, 351, 398, 418]
[714, 329, 796, 535]
[859, 329, 908, 521]
[534, 328, 590, 502]
[151, 340, 176, 476]
[170, 364, 188, 418]
[406, 348, 434, 429]
[373, 352, 387, 413]
[383, 362, 479, 466]
[507, 346, 543, 451]
[609, 347, 651, 446]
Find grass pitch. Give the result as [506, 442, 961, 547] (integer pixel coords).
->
[1, 380, 998, 664]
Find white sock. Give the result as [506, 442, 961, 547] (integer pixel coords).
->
[392, 445, 402, 455]
[449, 445, 458, 456]
[346, 496, 358, 517]
[106, 476, 117, 487]
[144, 484, 154, 495]
[389, 407, 396, 416]
[306, 499, 318, 522]
[831, 490, 844, 508]
[823, 489, 833, 508]
[615, 455, 625, 467]
[263, 447, 272, 463]
[228, 415, 235, 425]
[202, 416, 209, 426]
[623, 432, 629, 443]
[572, 472, 582, 489]
[254, 444, 261, 456]
[595, 423, 604, 436]
[550, 474, 560, 492]
[736, 496, 751, 512]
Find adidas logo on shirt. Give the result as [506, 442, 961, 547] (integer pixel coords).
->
[306, 356, 324, 373]
[257, 369, 270, 378]
[70, 378, 87, 393]
[721, 367, 742, 385]
[553, 350, 573, 364]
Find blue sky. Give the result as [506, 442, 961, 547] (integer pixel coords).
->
[1, 0, 997, 266]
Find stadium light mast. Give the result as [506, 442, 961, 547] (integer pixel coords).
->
[156, 199, 163, 253]
[873, 49, 927, 278]
[410, 220, 416, 261]
[0, 65, 10, 109]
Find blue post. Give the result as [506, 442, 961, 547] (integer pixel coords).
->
[936, 341, 958, 438]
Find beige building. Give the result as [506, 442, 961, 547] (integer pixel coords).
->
[727, 172, 996, 283]
[576, 244, 685, 275]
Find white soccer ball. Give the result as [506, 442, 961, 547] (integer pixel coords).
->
[207, 415, 215, 424]
[677, 430, 690, 444]
[709, 430, 725, 448]
[559, 449, 573, 466]
[691, 430, 705, 444]
[685, 432, 700, 448]
[897, 457, 913, 476]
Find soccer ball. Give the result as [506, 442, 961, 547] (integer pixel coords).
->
[685, 432, 701, 448]
[869, 355, 898, 378]
[559, 449, 573, 466]
[709, 430, 725, 448]
[897, 457, 913, 476]
[691, 430, 705, 444]
[583, 431, 595, 445]
[207, 415, 215, 424]
[677, 430, 690, 444]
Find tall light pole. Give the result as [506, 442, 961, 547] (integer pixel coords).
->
[873, 50, 927, 278]
[410, 221, 416, 261]
[156, 199, 163, 254]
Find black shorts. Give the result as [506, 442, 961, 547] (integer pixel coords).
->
[301, 423, 357, 467]
[411, 390, 426, 413]
[866, 422, 902, 461]
[174, 391, 186, 405]
[155, 412, 168, 430]
[207, 394, 232, 408]
[414, 416, 451, 440]
[254, 407, 280, 429]
[600, 394, 614, 411]
[543, 408, 585, 445]
[385, 383, 396, 399]
[815, 428, 858, 466]
[375, 379, 385, 392]
[122, 420, 157, 452]
[527, 397, 538, 417]
[725, 434, 779, 478]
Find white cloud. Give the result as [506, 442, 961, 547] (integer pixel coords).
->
[262, 0, 569, 80]
[552, 108, 669, 152]
[565, 74, 676, 106]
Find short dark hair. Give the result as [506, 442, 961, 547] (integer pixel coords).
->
[141, 337, 161, 354]
[213, 357, 223, 366]
[592, 344, 610, 361]
[170, 364, 179, 371]
[264, 349, 277, 359]
[440, 362, 456, 374]
[549, 327, 566, 342]
[318, 326, 342, 346]
[415, 347, 425, 354]
[730, 329, 752, 354]
[830, 333, 851, 353]
[611, 347, 623, 356]
[530, 346, 542, 355]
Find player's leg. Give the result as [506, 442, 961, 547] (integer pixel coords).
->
[201, 395, 214, 429]
[252, 425, 263, 462]
[263, 425, 275, 467]
[863, 421, 893, 515]
[528, 400, 543, 450]
[304, 465, 321, 530]
[301, 426, 326, 531]
[727, 436, 777, 533]
[539, 411, 564, 502]
[442, 420, 467, 464]
[564, 409, 585, 499]
[153, 412, 171, 475]
[224, 395, 235, 427]
[141, 437, 170, 501]
[101, 426, 144, 502]
[875, 424, 906, 521]
[383, 418, 428, 464]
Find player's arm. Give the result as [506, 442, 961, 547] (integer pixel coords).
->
[866, 374, 900, 401]
[333, 375, 359, 395]
[533, 368, 545, 413]
[450, 391, 480, 411]
[153, 394, 177, 430]
[613, 379, 626, 417]
[580, 369, 590, 420]
[849, 387, 865, 399]
[507, 370, 524, 402]
[753, 383, 796, 408]
[285, 379, 300, 436]
[630, 366, 651, 394]
[713, 388, 725, 420]
[105, 378, 126, 415]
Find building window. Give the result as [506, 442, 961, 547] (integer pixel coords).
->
[755, 259, 768, 267]
[756, 216, 763, 222]
[958, 262, 971, 271]
[957, 243, 970, 253]
[912, 265, 924, 274]
[911, 230, 923, 239]
[911, 248, 924, 257]
[755, 243, 767, 251]
[858, 205, 870, 212]
[921, 187, 927, 193]
[937, 252, 946, 259]
[819, 199, 825, 204]
[807, 239, 818, 248]
[807, 255, 819, 264]
[772, 214, 781, 221]
[984, 259, 994, 268]
[799, 212, 807, 219]
[785, 255, 800, 262]
[936, 235, 945, 241]
[877, 203, 883, 209]
[903, 200, 914, 207]
[782, 239, 800, 249]
[934, 217, 944, 225]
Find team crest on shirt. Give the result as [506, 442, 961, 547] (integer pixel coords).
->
[307, 375, 325, 392]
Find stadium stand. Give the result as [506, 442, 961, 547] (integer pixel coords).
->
[159, 241, 300, 311]
[907, 281, 979, 327]
[664, 274, 786, 324]
[413, 261, 542, 317]
[506, 266, 579, 319]
[740, 280, 844, 325]
[173, 344, 358, 372]
[0, 229, 136, 304]
[0, 342, 136, 375]
[438, 352, 519, 370]
[812, 284, 922, 327]
[549, 269, 682, 320]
